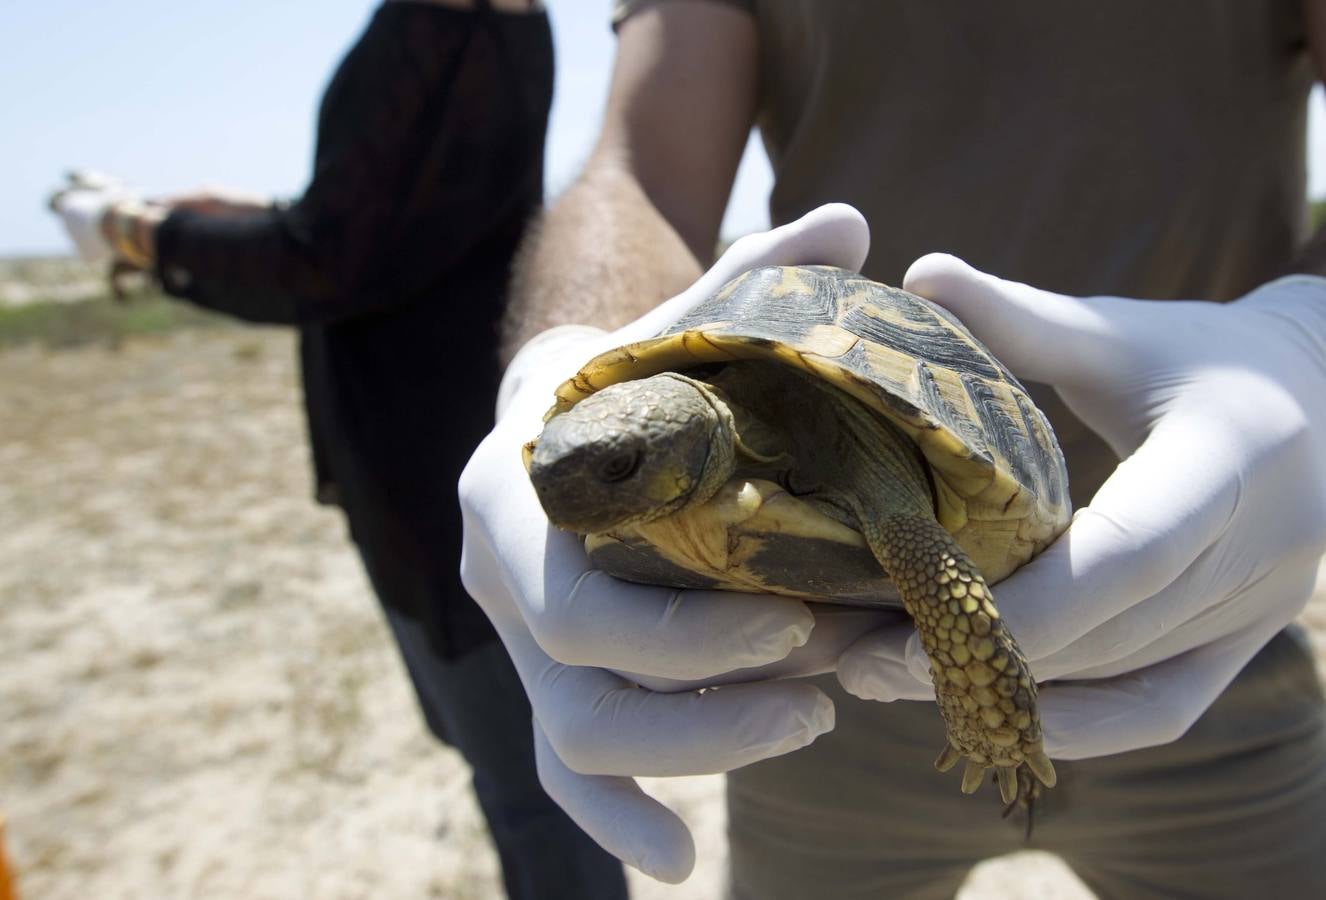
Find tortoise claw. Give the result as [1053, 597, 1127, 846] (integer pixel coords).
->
[934, 743, 962, 773]
[998, 769, 1042, 840]
[960, 760, 987, 794]
[1026, 749, 1057, 788]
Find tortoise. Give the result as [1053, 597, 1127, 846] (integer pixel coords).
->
[525, 264, 1071, 805]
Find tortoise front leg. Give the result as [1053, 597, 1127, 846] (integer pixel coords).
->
[862, 513, 1056, 804]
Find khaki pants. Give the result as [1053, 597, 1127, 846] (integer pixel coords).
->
[727, 627, 1326, 900]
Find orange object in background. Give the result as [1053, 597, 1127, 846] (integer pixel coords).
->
[0, 816, 16, 900]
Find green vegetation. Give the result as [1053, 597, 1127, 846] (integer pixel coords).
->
[0, 257, 232, 348]
[0, 290, 231, 349]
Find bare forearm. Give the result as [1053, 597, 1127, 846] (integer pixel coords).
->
[500, 163, 703, 365]
[499, 1, 756, 365]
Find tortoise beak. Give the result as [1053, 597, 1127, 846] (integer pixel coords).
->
[528, 439, 630, 533]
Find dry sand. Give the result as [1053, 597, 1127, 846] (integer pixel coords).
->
[3, 326, 1323, 899]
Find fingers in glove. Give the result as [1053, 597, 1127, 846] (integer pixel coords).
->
[479, 597, 830, 879]
[836, 623, 934, 702]
[462, 491, 816, 681]
[1032, 561, 1316, 682]
[835, 418, 1245, 701]
[901, 253, 1138, 388]
[530, 658, 835, 777]
[837, 557, 1315, 710]
[1038, 614, 1289, 759]
[633, 606, 899, 693]
[533, 722, 697, 884]
[543, 530, 815, 678]
[978, 413, 1244, 664]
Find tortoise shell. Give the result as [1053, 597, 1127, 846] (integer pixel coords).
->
[546, 264, 1070, 590]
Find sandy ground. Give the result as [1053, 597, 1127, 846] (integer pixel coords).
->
[0, 258, 107, 307]
[3, 326, 1324, 899]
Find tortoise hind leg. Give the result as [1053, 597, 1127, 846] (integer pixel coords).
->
[862, 512, 1056, 803]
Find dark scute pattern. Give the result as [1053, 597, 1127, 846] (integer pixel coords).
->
[1016, 391, 1066, 509]
[666, 266, 839, 336]
[837, 299, 1005, 383]
[916, 361, 992, 464]
[654, 265, 1061, 498]
[833, 339, 907, 404]
[962, 373, 1038, 493]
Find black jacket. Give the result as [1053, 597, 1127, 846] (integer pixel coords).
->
[154, 3, 554, 658]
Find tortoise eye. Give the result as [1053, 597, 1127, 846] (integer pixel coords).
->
[598, 450, 640, 483]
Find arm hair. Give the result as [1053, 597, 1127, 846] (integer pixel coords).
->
[500, 2, 759, 365]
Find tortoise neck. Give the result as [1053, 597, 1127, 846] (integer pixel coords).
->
[667, 373, 739, 514]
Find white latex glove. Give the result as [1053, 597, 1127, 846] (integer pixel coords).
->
[48, 170, 140, 264]
[839, 255, 1326, 761]
[459, 204, 870, 882]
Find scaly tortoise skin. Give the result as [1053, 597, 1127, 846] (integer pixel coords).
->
[526, 265, 1071, 805]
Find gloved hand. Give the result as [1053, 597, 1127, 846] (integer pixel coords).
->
[839, 255, 1326, 760]
[459, 204, 871, 883]
[47, 170, 140, 264]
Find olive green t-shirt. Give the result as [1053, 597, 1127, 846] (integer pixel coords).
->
[613, 0, 1314, 503]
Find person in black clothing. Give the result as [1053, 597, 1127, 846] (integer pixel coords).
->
[49, 2, 627, 897]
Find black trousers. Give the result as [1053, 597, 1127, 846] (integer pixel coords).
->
[383, 607, 628, 900]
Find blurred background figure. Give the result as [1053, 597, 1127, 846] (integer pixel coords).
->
[46, 1, 627, 897]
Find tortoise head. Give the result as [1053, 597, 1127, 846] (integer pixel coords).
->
[529, 372, 737, 533]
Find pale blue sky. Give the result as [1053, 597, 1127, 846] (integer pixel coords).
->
[0, 0, 771, 255]
[2, 1, 1323, 256]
